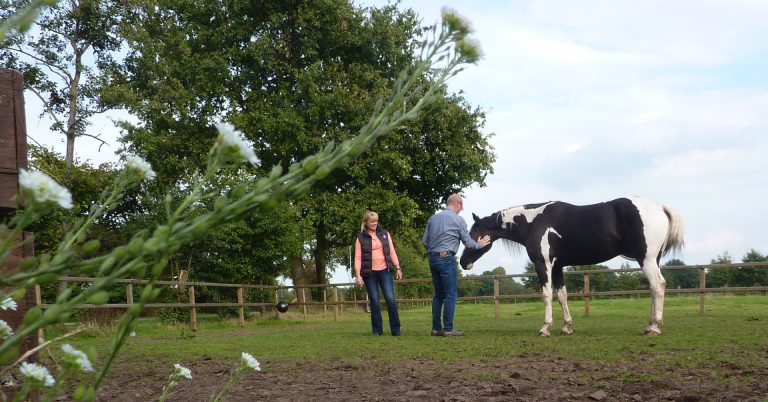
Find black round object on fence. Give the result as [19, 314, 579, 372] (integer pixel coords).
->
[276, 301, 289, 313]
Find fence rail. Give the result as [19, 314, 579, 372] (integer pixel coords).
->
[38, 262, 768, 330]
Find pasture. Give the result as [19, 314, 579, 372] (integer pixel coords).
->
[55, 295, 768, 401]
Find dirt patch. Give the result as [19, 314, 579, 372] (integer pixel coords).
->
[92, 355, 768, 401]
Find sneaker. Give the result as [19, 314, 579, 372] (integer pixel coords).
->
[431, 330, 445, 337]
[443, 329, 464, 336]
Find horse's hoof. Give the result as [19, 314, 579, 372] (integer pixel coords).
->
[644, 329, 661, 336]
[561, 328, 573, 336]
[538, 330, 550, 338]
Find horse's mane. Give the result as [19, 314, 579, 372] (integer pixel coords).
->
[493, 211, 524, 256]
[497, 238, 524, 256]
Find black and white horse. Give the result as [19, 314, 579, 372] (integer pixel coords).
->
[460, 197, 684, 336]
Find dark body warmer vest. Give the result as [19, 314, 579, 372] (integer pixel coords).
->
[357, 227, 395, 277]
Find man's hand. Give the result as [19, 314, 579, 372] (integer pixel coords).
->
[477, 235, 491, 248]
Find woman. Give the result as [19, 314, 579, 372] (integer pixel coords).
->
[354, 211, 403, 336]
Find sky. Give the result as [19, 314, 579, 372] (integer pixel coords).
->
[26, 0, 768, 283]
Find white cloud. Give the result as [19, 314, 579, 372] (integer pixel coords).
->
[386, 0, 768, 277]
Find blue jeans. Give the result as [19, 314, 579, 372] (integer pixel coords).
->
[430, 255, 458, 332]
[363, 269, 401, 335]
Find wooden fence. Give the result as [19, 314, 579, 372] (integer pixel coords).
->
[38, 262, 768, 330]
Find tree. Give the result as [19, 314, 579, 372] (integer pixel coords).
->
[522, 261, 538, 291]
[707, 251, 734, 288]
[564, 264, 615, 292]
[662, 258, 698, 289]
[467, 266, 527, 298]
[103, 0, 495, 290]
[734, 249, 768, 286]
[613, 262, 649, 291]
[0, 0, 121, 177]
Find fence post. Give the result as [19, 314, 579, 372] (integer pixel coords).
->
[274, 289, 279, 318]
[332, 285, 339, 322]
[302, 288, 307, 319]
[493, 276, 500, 319]
[126, 283, 134, 305]
[237, 286, 245, 327]
[699, 265, 706, 314]
[189, 285, 197, 331]
[322, 287, 328, 318]
[583, 273, 590, 316]
[35, 284, 42, 343]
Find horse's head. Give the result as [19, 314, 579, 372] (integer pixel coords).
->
[459, 212, 501, 270]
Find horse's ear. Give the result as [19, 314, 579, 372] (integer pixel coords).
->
[472, 213, 480, 222]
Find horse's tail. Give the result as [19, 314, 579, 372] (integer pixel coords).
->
[661, 204, 685, 256]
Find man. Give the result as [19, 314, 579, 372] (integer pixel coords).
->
[422, 194, 490, 336]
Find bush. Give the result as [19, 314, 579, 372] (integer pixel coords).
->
[158, 308, 190, 325]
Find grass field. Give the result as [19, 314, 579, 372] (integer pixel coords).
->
[48, 294, 768, 400]
[61, 294, 767, 367]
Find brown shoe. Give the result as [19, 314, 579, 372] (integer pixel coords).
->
[431, 330, 445, 337]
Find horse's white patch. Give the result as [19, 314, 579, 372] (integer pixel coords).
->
[538, 227, 561, 336]
[540, 227, 562, 269]
[629, 196, 670, 335]
[628, 196, 669, 259]
[500, 202, 554, 226]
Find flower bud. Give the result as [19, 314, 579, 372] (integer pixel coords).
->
[35, 273, 59, 285]
[214, 196, 228, 211]
[314, 165, 332, 180]
[143, 238, 163, 254]
[302, 155, 318, 175]
[269, 165, 282, 180]
[22, 307, 42, 325]
[43, 305, 63, 324]
[55, 288, 73, 304]
[81, 239, 101, 256]
[11, 288, 27, 300]
[98, 256, 117, 275]
[19, 257, 38, 271]
[127, 237, 144, 256]
[0, 346, 20, 365]
[73, 385, 87, 401]
[113, 245, 128, 260]
[231, 183, 248, 199]
[260, 198, 278, 212]
[87, 291, 110, 305]
[151, 258, 168, 277]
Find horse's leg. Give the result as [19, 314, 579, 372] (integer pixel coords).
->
[556, 285, 573, 335]
[539, 282, 553, 337]
[642, 260, 666, 336]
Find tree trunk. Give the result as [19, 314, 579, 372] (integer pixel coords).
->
[314, 223, 328, 286]
[312, 223, 330, 302]
[64, 45, 85, 179]
[288, 255, 310, 303]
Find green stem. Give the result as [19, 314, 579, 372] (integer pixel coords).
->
[211, 368, 242, 402]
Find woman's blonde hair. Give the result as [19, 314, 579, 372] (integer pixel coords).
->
[360, 211, 379, 232]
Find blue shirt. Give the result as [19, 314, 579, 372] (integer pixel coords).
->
[422, 208, 482, 254]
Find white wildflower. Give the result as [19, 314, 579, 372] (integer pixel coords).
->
[0, 320, 13, 339]
[215, 123, 260, 166]
[241, 352, 260, 372]
[18, 169, 73, 209]
[173, 363, 192, 380]
[441, 6, 474, 36]
[61, 343, 94, 372]
[1, 297, 17, 311]
[124, 154, 156, 181]
[19, 362, 55, 387]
